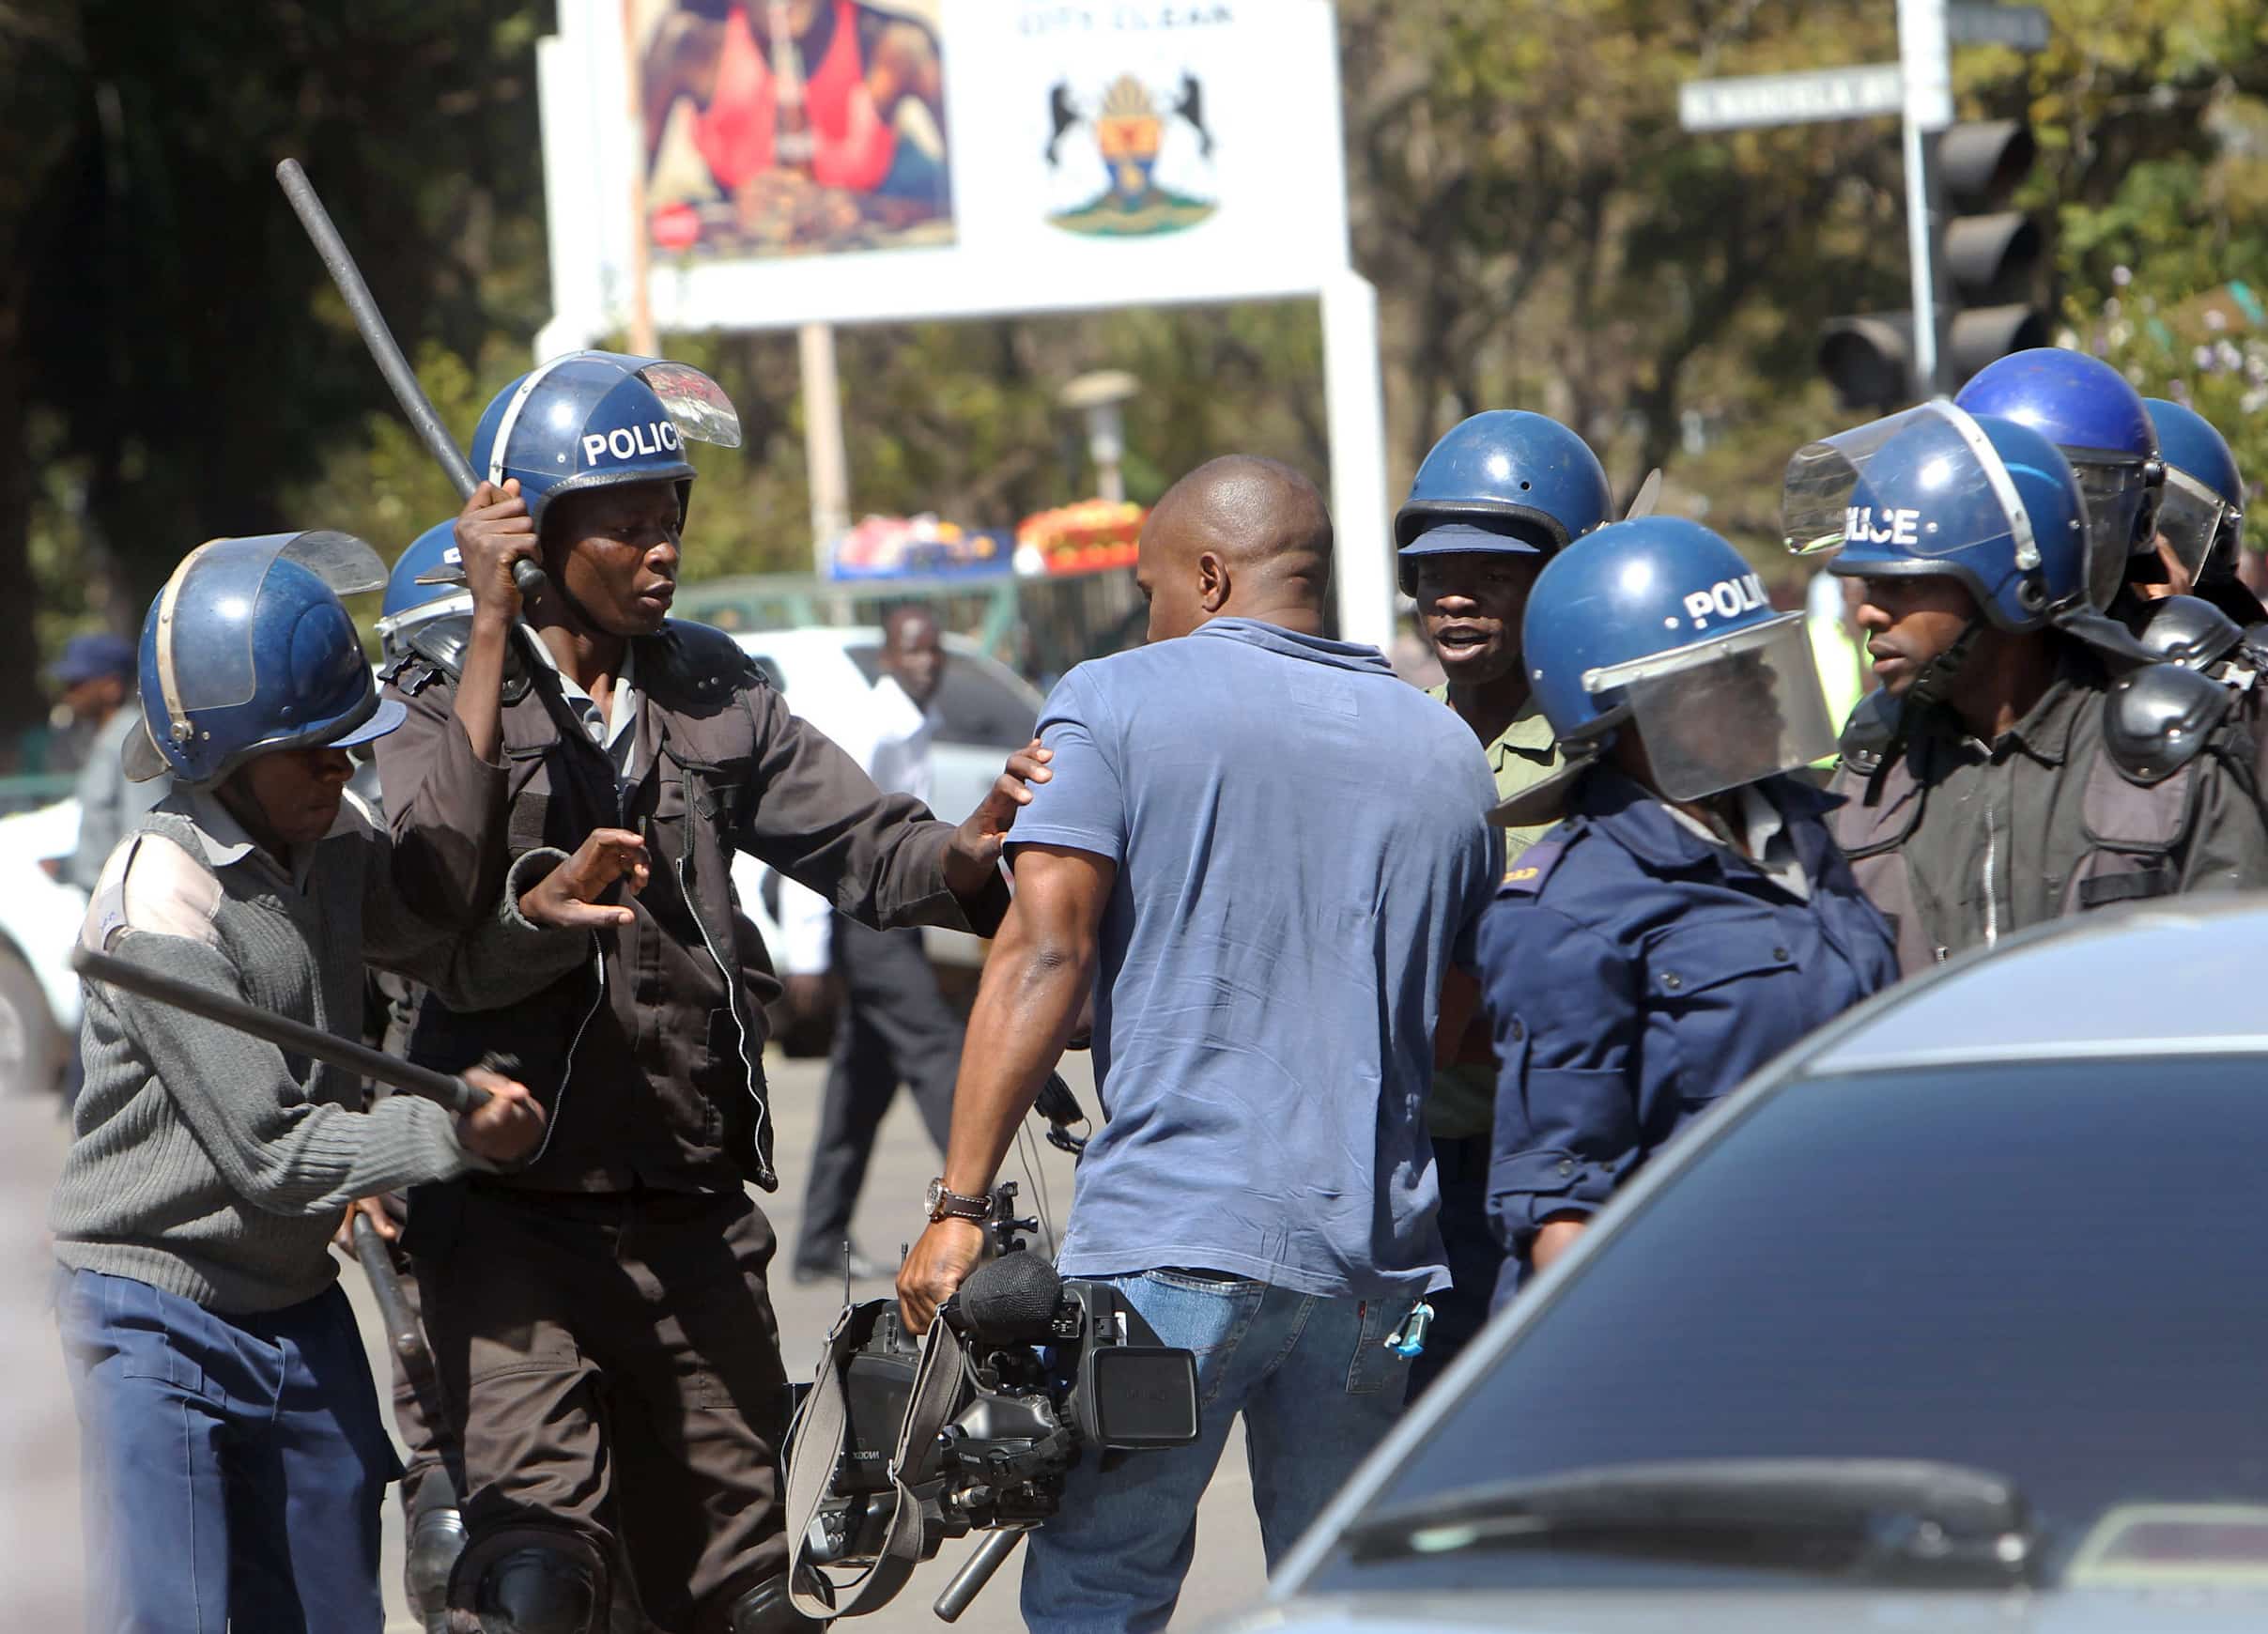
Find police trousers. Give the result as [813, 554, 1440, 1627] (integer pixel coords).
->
[56, 1268, 397, 1634]
[413, 1183, 792, 1634]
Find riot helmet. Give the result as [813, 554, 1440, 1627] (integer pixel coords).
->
[2143, 397, 2245, 581]
[122, 532, 403, 787]
[469, 351, 741, 539]
[1952, 348, 2163, 611]
[1494, 517, 1835, 825]
[374, 520, 473, 660]
[1786, 400, 2089, 634]
[1394, 410, 1613, 593]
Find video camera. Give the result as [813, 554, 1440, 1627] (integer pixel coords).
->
[782, 1184, 1199, 1621]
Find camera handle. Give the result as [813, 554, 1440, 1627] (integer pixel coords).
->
[932, 1526, 1032, 1623]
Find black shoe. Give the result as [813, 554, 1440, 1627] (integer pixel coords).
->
[791, 1246, 893, 1285]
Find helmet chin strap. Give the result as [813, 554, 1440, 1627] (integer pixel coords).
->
[1903, 613, 1989, 715]
[1865, 612, 1989, 807]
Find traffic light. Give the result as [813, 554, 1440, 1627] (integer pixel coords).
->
[1937, 117, 2050, 378]
[1817, 117, 2051, 409]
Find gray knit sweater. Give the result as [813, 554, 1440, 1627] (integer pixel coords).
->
[52, 788, 589, 1312]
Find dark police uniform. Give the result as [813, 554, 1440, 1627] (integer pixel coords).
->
[377, 617, 1007, 1632]
[1477, 766, 1898, 1305]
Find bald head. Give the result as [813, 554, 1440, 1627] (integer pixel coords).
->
[1137, 455, 1335, 641]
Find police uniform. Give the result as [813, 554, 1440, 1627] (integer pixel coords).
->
[375, 353, 1007, 1634]
[1465, 515, 1896, 1306]
[1791, 397, 2268, 979]
[1478, 765, 1896, 1303]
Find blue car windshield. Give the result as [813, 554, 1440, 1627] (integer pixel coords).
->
[1314, 1057, 2268, 1593]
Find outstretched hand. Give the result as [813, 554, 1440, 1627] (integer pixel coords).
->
[944, 738, 1052, 897]
[519, 828, 651, 931]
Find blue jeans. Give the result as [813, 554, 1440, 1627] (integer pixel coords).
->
[1021, 1272, 1416, 1633]
[55, 1269, 398, 1634]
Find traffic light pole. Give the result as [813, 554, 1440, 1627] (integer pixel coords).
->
[1897, 0, 1955, 397]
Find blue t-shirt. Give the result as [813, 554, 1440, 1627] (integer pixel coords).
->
[1009, 617, 1501, 1300]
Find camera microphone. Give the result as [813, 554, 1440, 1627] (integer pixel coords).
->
[944, 1253, 1063, 1345]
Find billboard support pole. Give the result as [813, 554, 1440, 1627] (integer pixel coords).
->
[800, 321, 852, 576]
[621, 0, 658, 357]
[1321, 272, 1395, 653]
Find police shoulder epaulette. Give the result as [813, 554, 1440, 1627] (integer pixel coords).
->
[1498, 832, 1569, 897]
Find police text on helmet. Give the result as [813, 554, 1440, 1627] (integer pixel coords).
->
[580, 421, 685, 467]
[1680, 571, 1767, 630]
[1844, 506, 1922, 548]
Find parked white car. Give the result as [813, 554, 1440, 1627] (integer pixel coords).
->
[0, 799, 87, 1096]
[728, 626, 1043, 977]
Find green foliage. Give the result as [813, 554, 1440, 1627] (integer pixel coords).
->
[8, 0, 2268, 737]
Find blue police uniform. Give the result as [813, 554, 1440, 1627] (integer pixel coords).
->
[1478, 764, 1898, 1306]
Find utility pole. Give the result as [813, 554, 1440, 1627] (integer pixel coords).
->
[1896, 0, 1954, 396]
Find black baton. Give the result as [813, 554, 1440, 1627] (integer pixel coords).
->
[274, 157, 546, 602]
[349, 1210, 425, 1365]
[69, 946, 492, 1115]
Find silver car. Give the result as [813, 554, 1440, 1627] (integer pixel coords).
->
[1235, 899, 2268, 1632]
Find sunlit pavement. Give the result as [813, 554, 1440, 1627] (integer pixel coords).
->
[0, 1047, 1270, 1633]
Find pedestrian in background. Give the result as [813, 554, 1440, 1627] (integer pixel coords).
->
[779, 604, 970, 1285]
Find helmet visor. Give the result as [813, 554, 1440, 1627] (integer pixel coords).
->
[2152, 467, 2231, 579]
[1782, 402, 2031, 563]
[632, 360, 742, 448]
[1585, 613, 1837, 803]
[157, 532, 384, 717]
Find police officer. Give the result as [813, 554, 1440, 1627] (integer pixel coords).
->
[1475, 517, 1898, 1297]
[1784, 399, 2268, 974]
[2138, 398, 2260, 622]
[2127, 400, 2268, 688]
[1392, 409, 1612, 1391]
[52, 529, 640, 1633]
[1952, 347, 2168, 621]
[374, 352, 1042, 1634]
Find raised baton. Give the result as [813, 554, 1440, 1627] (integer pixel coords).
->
[274, 157, 546, 602]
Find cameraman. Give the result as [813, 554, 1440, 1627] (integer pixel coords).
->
[898, 456, 1501, 1631]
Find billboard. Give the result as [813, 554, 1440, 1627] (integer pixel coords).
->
[538, 0, 1353, 340]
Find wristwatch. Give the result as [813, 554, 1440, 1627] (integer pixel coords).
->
[925, 1178, 992, 1225]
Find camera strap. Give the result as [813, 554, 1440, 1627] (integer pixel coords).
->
[783, 1301, 970, 1620]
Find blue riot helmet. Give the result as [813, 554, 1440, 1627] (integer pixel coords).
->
[1394, 410, 1614, 593]
[121, 532, 404, 787]
[1785, 400, 2089, 636]
[1952, 348, 2163, 611]
[1493, 517, 1836, 826]
[470, 350, 741, 537]
[2144, 397, 2245, 581]
[373, 520, 472, 659]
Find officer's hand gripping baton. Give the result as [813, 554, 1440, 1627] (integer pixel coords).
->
[273, 158, 546, 603]
[69, 946, 493, 1116]
[349, 1210, 427, 1365]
